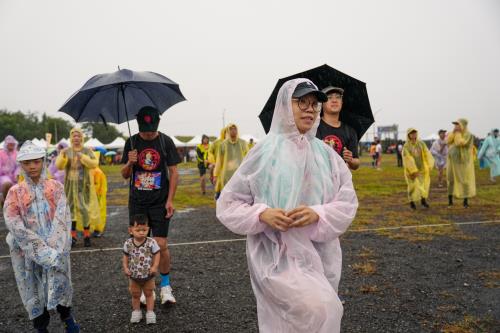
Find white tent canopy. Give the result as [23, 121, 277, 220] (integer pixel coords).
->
[104, 137, 126, 150]
[185, 135, 203, 147]
[241, 134, 259, 143]
[422, 133, 439, 141]
[84, 138, 105, 148]
[171, 136, 187, 148]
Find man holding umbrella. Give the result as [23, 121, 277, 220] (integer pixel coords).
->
[316, 87, 360, 170]
[121, 106, 181, 305]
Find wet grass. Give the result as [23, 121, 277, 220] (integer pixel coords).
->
[438, 314, 498, 333]
[351, 154, 500, 241]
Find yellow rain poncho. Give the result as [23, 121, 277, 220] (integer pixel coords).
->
[90, 152, 108, 233]
[447, 119, 476, 198]
[402, 128, 434, 202]
[214, 124, 248, 193]
[208, 127, 227, 165]
[55, 128, 100, 231]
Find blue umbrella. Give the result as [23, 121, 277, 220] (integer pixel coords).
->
[94, 146, 107, 154]
[59, 68, 186, 144]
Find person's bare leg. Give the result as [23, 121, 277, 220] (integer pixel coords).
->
[144, 280, 155, 312]
[200, 175, 206, 194]
[129, 281, 141, 310]
[154, 237, 170, 274]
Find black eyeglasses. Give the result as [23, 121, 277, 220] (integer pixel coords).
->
[292, 97, 321, 113]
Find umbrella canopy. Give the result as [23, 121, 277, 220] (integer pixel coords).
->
[105, 137, 126, 150]
[59, 68, 186, 138]
[259, 64, 374, 138]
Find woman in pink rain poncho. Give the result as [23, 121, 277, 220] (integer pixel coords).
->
[0, 135, 20, 205]
[216, 79, 358, 332]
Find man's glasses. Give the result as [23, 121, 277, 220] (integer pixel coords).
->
[292, 97, 322, 113]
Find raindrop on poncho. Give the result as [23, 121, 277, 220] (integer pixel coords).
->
[447, 119, 476, 198]
[402, 128, 434, 202]
[55, 128, 100, 231]
[477, 129, 500, 179]
[3, 141, 73, 320]
[216, 79, 358, 333]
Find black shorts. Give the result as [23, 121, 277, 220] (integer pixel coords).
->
[198, 163, 207, 176]
[129, 204, 171, 238]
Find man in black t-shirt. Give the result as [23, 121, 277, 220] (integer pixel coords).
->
[316, 86, 360, 170]
[121, 106, 181, 305]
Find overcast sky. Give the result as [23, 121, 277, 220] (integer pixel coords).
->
[1, 0, 499, 141]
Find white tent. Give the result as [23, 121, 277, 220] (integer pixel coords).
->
[185, 135, 203, 147]
[57, 138, 71, 147]
[241, 134, 259, 143]
[84, 138, 105, 148]
[422, 133, 439, 141]
[105, 137, 126, 150]
[172, 136, 187, 148]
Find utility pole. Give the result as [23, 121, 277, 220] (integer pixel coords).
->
[222, 109, 226, 128]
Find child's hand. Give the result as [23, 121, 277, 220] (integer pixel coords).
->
[150, 266, 158, 276]
[124, 267, 131, 277]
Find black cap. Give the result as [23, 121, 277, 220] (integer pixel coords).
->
[292, 81, 328, 102]
[322, 86, 344, 96]
[137, 106, 160, 132]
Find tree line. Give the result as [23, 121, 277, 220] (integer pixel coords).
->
[0, 109, 124, 145]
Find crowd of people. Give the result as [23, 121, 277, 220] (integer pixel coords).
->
[1, 77, 498, 332]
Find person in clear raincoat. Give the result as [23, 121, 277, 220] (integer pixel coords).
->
[56, 127, 99, 247]
[430, 130, 448, 187]
[216, 79, 358, 333]
[477, 128, 500, 182]
[3, 141, 80, 332]
[213, 123, 248, 200]
[447, 118, 476, 208]
[403, 128, 434, 210]
[0, 135, 20, 206]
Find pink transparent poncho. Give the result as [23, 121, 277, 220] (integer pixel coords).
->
[216, 79, 358, 332]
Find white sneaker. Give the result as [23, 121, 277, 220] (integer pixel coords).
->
[160, 285, 176, 304]
[140, 290, 156, 305]
[146, 311, 156, 325]
[130, 310, 142, 323]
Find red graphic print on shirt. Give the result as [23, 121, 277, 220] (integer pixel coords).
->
[323, 135, 343, 154]
[139, 148, 161, 171]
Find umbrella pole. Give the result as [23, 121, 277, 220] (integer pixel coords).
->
[120, 84, 134, 150]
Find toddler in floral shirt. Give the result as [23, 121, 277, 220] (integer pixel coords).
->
[122, 214, 160, 325]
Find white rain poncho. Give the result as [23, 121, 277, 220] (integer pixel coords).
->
[3, 141, 73, 320]
[430, 137, 448, 169]
[477, 130, 500, 178]
[216, 79, 358, 333]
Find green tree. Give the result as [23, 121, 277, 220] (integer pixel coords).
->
[81, 122, 124, 144]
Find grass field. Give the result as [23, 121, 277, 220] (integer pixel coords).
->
[102, 153, 499, 242]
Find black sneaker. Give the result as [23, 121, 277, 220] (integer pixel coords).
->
[84, 237, 91, 247]
[463, 198, 469, 208]
[92, 231, 102, 238]
[421, 198, 430, 208]
[71, 238, 77, 248]
[410, 202, 417, 210]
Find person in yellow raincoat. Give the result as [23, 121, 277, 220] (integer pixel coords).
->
[402, 128, 434, 210]
[447, 118, 476, 208]
[90, 151, 108, 237]
[196, 135, 210, 195]
[214, 123, 248, 200]
[208, 126, 227, 185]
[56, 128, 100, 247]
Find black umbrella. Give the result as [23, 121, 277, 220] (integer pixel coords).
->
[59, 68, 186, 141]
[259, 64, 373, 138]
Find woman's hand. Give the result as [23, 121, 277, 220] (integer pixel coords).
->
[123, 267, 131, 277]
[259, 208, 294, 232]
[287, 205, 319, 228]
